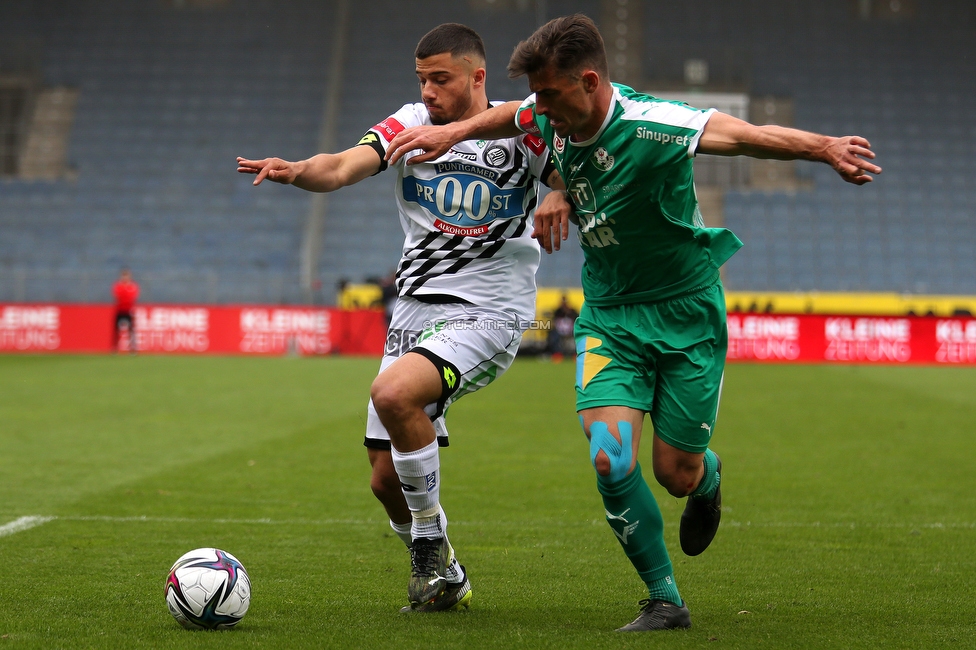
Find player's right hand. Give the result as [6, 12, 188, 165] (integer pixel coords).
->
[534, 190, 574, 254]
[236, 157, 300, 186]
[385, 126, 459, 166]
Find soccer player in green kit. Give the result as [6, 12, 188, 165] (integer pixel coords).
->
[385, 14, 881, 632]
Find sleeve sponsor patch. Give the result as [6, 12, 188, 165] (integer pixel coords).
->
[516, 106, 541, 137]
[374, 117, 405, 142]
[522, 133, 546, 156]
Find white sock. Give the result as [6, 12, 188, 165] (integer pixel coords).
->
[390, 440, 444, 540]
[390, 520, 412, 548]
[445, 556, 465, 584]
[391, 441, 465, 583]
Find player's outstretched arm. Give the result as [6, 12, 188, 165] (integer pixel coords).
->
[385, 101, 523, 166]
[236, 146, 381, 192]
[698, 112, 881, 185]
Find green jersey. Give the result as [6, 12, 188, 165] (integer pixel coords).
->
[515, 84, 742, 306]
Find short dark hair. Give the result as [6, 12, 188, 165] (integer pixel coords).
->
[415, 23, 486, 63]
[507, 14, 609, 79]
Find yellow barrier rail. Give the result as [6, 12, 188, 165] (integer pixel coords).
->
[339, 285, 976, 330]
[724, 291, 976, 317]
[337, 283, 384, 310]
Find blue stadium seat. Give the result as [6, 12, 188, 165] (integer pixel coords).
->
[1, 0, 973, 301]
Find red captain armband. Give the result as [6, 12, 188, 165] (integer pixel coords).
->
[523, 133, 546, 156]
[374, 117, 405, 143]
[517, 106, 542, 136]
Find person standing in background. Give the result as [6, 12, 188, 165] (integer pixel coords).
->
[547, 293, 579, 359]
[112, 268, 139, 354]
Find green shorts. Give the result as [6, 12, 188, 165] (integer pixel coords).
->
[574, 281, 727, 453]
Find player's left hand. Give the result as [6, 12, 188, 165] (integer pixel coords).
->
[385, 125, 460, 166]
[534, 190, 574, 254]
[827, 136, 881, 185]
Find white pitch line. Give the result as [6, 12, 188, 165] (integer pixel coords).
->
[0, 516, 56, 538]
[0, 515, 973, 535]
[57, 515, 378, 526]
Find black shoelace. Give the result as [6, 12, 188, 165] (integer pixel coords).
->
[410, 539, 440, 573]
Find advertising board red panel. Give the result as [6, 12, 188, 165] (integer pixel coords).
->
[3, 304, 975, 364]
[0, 304, 386, 356]
[726, 313, 976, 365]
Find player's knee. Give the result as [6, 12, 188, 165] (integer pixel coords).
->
[654, 470, 692, 497]
[369, 375, 411, 420]
[587, 421, 634, 483]
[653, 458, 701, 498]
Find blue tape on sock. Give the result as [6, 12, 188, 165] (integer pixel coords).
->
[589, 421, 633, 483]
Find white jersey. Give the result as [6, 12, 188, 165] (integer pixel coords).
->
[360, 102, 553, 323]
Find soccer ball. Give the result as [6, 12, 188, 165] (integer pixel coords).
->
[165, 548, 251, 630]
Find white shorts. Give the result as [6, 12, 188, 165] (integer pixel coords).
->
[364, 297, 525, 450]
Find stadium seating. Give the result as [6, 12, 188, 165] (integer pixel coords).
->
[0, 0, 331, 303]
[317, 0, 599, 299]
[713, 0, 975, 295]
[0, 0, 972, 302]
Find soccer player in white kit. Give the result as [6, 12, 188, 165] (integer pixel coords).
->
[237, 23, 563, 612]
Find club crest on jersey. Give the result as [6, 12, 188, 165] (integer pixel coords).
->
[484, 145, 509, 168]
[553, 135, 565, 153]
[592, 147, 614, 171]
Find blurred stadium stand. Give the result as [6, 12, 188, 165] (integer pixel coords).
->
[0, 0, 973, 304]
[1, 0, 332, 303]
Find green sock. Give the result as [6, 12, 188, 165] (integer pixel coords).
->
[598, 463, 681, 606]
[691, 448, 720, 500]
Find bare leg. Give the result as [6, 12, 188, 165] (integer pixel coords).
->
[367, 447, 410, 525]
[370, 352, 442, 452]
[651, 434, 705, 497]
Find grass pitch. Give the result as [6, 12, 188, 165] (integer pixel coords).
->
[0, 354, 974, 649]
